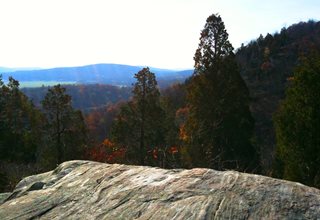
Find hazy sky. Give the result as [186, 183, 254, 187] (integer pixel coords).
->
[0, 0, 319, 69]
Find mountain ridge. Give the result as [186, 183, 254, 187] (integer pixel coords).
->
[0, 63, 193, 87]
[0, 67, 42, 73]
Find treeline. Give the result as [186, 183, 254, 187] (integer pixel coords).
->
[0, 78, 88, 192]
[236, 20, 320, 172]
[235, 20, 320, 187]
[1, 15, 320, 192]
[22, 84, 132, 112]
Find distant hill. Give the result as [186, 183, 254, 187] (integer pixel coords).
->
[22, 84, 132, 112]
[235, 20, 320, 172]
[0, 67, 41, 73]
[1, 64, 193, 87]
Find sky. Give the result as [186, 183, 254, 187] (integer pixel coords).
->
[0, 0, 319, 69]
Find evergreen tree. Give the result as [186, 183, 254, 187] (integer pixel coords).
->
[185, 14, 258, 171]
[0, 76, 45, 192]
[41, 84, 87, 166]
[111, 68, 166, 166]
[0, 77, 42, 163]
[273, 53, 320, 188]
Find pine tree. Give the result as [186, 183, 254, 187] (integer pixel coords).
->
[0, 77, 42, 163]
[41, 84, 87, 166]
[111, 68, 166, 166]
[185, 14, 259, 171]
[273, 53, 320, 188]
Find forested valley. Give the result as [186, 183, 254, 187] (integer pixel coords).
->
[1, 16, 320, 192]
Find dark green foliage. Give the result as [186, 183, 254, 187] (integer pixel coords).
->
[0, 161, 43, 193]
[273, 53, 320, 188]
[0, 76, 45, 192]
[41, 85, 88, 167]
[62, 110, 88, 160]
[193, 14, 233, 72]
[0, 79, 91, 192]
[236, 20, 320, 172]
[0, 171, 8, 193]
[111, 68, 166, 166]
[111, 102, 140, 164]
[160, 83, 187, 167]
[185, 14, 259, 172]
[161, 84, 187, 145]
[0, 76, 43, 163]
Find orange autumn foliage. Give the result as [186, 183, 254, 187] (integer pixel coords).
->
[168, 146, 179, 154]
[149, 146, 179, 160]
[179, 124, 188, 141]
[87, 138, 126, 163]
[102, 138, 114, 147]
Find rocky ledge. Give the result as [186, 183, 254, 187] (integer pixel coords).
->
[0, 160, 319, 219]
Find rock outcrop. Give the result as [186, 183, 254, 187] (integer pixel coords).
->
[0, 160, 319, 219]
